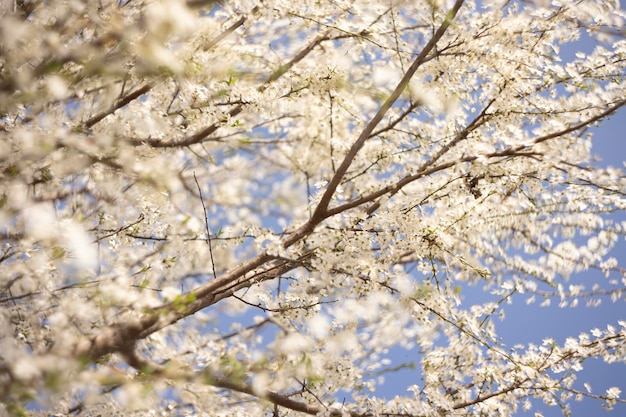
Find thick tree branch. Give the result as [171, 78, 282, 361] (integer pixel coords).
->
[281, 0, 467, 250]
[307, 0, 466, 225]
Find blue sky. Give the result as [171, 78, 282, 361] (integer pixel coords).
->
[501, 107, 626, 416]
[369, 31, 626, 416]
[370, 107, 625, 415]
[508, 109, 626, 417]
[474, 33, 626, 417]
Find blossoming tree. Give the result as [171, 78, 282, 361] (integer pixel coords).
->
[1, 0, 625, 415]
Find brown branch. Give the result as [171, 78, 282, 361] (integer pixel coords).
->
[452, 332, 626, 410]
[281, 0, 467, 250]
[210, 376, 325, 416]
[369, 100, 423, 139]
[120, 348, 406, 417]
[175, 249, 316, 320]
[68, 251, 306, 359]
[203, 16, 247, 51]
[322, 95, 626, 221]
[92, 214, 146, 242]
[306, 0, 466, 226]
[533, 97, 626, 144]
[83, 84, 153, 128]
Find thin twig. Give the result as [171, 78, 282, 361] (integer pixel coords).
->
[193, 172, 217, 280]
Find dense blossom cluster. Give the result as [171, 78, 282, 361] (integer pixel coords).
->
[0, 0, 625, 415]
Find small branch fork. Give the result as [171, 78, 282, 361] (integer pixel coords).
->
[82, 84, 153, 129]
[70, 5, 254, 132]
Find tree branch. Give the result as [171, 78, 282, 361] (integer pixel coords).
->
[307, 0, 466, 225]
[83, 84, 153, 129]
